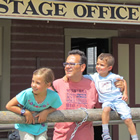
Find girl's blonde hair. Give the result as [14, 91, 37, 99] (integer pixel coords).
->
[33, 67, 57, 92]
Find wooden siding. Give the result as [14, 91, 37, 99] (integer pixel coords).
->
[11, 20, 65, 98]
[2, 19, 140, 140]
[10, 20, 140, 98]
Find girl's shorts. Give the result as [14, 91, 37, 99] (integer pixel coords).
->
[19, 130, 48, 140]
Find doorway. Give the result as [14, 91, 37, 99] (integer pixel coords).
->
[71, 38, 109, 74]
[71, 38, 109, 140]
[65, 28, 118, 139]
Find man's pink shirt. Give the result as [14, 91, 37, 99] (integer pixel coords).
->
[53, 77, 100, 140]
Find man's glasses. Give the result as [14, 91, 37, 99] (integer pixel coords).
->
[63, 62, 82, 67]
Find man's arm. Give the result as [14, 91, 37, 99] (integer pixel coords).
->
[121, 80, 128, 102]
[115, 78, 125, 92]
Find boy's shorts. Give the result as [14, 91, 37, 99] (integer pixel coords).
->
[102, 98, 132, 120]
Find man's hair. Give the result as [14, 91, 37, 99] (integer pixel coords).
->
[98, 53, 115, 67]
[68, 49, 87, 64]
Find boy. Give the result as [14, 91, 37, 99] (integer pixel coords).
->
[84, 53, 138, 140]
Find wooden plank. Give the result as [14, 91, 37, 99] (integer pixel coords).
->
[0, 108, 140, 124]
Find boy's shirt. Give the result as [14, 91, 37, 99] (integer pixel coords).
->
[84, 72, 123, 103]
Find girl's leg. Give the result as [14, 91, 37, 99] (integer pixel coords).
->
[36, 131, 48, 140]
[19, 131, 35, 140]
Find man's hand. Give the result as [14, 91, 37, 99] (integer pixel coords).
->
[114, 78, 125, 92]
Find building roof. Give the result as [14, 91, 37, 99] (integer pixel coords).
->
[58, 0, 140, 4]
[85, 0, 140, 4]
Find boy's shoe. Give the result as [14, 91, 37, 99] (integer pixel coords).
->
[102, 133, 112, 140]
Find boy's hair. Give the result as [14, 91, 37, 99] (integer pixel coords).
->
[98, 53, 115, 67]
[68, 49, 87, 64]
[33, 67, 57, 92]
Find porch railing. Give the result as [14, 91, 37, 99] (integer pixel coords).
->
[0, 108, 140, 131]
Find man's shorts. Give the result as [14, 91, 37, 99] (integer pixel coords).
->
[102, 98, 132, 120]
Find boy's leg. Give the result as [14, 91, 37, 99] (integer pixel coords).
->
[131, 135, 139, 140]
[102, 106, 112, 140]
[124, 118, 137, 135]
[124, 118, 138, 140]
[102, 106, 111, 124]
[19, 131, 34, 140]
[114, 99, 138, 140]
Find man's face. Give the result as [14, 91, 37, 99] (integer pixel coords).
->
[64, 54, 83, 80]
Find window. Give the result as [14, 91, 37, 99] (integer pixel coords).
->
[87, 47, 97, 74]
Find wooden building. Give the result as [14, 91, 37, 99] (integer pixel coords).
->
[0, 0, 140, 139]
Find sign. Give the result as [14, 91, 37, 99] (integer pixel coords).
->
[0, 0, 140, 24]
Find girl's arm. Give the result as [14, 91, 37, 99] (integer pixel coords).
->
[6, 97, 35, 124]
[6, 97, 23, 114]
[35, 107, 56, 123]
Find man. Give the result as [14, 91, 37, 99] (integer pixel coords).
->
[53, 49, 124, 140]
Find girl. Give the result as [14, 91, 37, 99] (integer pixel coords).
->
[6, 67, 62, 140]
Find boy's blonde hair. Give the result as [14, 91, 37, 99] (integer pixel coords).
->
[98, 53, 115, 67]
[33, 67, 57, 92]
